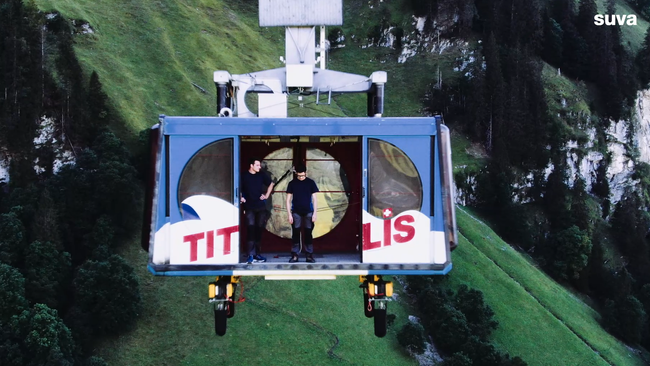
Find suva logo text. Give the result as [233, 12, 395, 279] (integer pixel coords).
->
[594, 14, 637, 26]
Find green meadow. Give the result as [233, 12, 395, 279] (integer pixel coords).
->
[97, 243, 418, 366]
[453, 207, 648, 365]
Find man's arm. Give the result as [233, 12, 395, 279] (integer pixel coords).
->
[311, 192, 318, 222]
[240, 180, 247, 203]
[286, 193, 293, 224]
[261, 182, 275, 200]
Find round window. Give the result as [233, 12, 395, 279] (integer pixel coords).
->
[368, 139, 422, 218]
[263, 147, 349, 239]
[177, 139, 233, 211]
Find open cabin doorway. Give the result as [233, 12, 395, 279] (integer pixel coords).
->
[240, 136, 361, 262]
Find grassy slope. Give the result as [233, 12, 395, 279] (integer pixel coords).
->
[34, 0, 286, 134]
[599, 0, 650, 54]
[454, 207, 647, 365]
[98, 243, 417, 366]
[32, 0, 649, 364]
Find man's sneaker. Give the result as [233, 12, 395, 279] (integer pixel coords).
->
[289, 254, 299, 263]
[253, 254, 267, 263]
[306, 254, 316, 263]
[246, 255, 254, 264]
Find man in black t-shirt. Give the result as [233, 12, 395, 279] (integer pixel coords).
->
[241, 157, 274, 264]
[285, 164, 319, 263]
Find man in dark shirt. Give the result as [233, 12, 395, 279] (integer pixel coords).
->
[285, 164, 319, 263]
[241, 157, 274, 264]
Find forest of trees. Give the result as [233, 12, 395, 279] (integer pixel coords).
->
[415, 0, 650, 350]
[1, 1, 143, 364]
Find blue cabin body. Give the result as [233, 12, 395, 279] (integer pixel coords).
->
[145, 116, 456, 276]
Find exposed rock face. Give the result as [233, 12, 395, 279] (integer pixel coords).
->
[569, 89, 650, 206]
[635, 90, 650, 164]
[566, 127, 600, 191]
[33, 116, 75, 174]
[605, 120, 637, 205]
[455, 89, 650, 208]
[1, 116, 76, 185]
[361, 10, 469, 64]
[0, 157, 8, 185]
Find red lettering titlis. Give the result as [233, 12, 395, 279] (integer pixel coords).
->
[183, 225, 239, 262]
[362, 214, 415, 250]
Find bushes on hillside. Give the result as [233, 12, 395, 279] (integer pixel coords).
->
[0, 209, 26, 267]
[74, 255, 142, 335]
[397, 321, 427, 354]
[7, 304, 77, 366]
[0, 263, 28, 324]
[611, 191, 650, 284]
[454, 285, 499, 339]
[24, 240, 71, 310]
[406, 280, 523, 365]
[604, 295, 647, 345]
[545, 225, 592, 280]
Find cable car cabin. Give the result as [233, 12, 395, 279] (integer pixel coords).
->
[139, 0, 457, 338]
[143, 115, 457, 277]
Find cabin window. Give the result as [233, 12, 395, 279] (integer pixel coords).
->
[177, 139, 233, 209]
[368, 139, 422, 218]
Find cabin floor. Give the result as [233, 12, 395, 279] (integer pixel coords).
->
[241, 252, 360, 264]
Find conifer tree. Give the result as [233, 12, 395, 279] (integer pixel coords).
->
[548, 225, 593, 280]
[542, 12, 563, 67]
[571, 178, 594, 234]
[611, 191, 650, 283]
[576, 0, 598, 32]
[0, 209, 26, 267]
[604, 295, 647, 344]
[611, 191, 648, 256]
[637, 27, 650, 89]
[0, 263, 28, 324]
[544, 159, 572, 230]
[498, 0, 543, 50]
[561, 19, 587, 79]
[0, 0, 43, 151]
[9, 304, 77, 365]
[576, 0, 599, 80]
[483, 33, 505, 156]
[86, 71, 110, 142]
[24, 241, 71, 310]
[550, 0, 575, 28]
[74, 255, 142, 335]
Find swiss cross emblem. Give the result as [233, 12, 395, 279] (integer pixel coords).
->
[382, 208, 393, 218]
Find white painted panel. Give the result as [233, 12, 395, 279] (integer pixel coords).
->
[286, 64, 314, 87]
[152, 195, 240, 265]
[258, 93, 288, 117]
[259, 0, 343, 26]
[362, 210, 435, 264]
